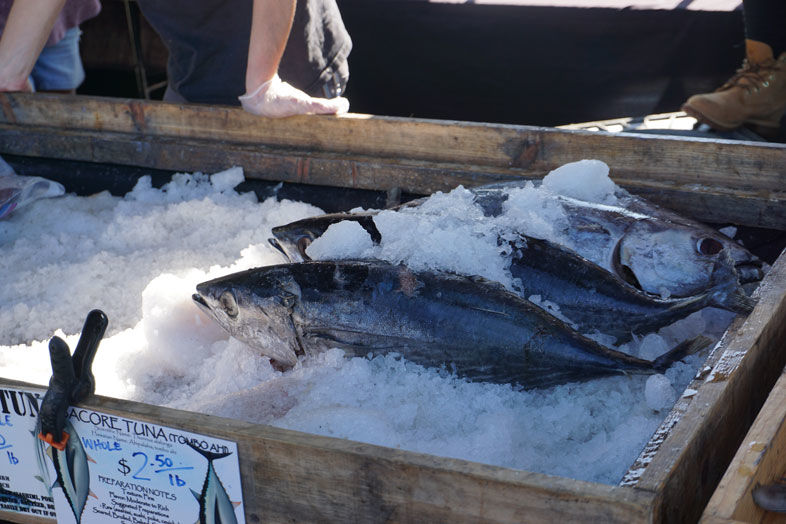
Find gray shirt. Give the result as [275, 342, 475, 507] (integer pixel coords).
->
[135, 0, 351, 105]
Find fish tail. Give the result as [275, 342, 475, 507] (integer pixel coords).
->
[185, 440, 232, 463]
[652, 335, 713, 372]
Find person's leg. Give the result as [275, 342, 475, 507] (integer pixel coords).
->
[681, 0, 786, 135]
[743, 0, 786, 56]
[29, 26, 85, 93]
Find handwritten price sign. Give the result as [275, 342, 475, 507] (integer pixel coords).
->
[0, 386, 245, 524]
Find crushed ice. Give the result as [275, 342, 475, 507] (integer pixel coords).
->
[0, 162, 737, 485]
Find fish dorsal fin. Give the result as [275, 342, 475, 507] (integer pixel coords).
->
[89, 490, 98, 499]
[191, 489, 200, 501]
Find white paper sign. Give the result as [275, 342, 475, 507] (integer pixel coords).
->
[0, 386, 245, 524]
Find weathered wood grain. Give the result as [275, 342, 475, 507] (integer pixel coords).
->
[0, 379, 655, 524]
[0, 93, 784, 228]
[701, 368, 786, 523]
[630, 248, 786, 523]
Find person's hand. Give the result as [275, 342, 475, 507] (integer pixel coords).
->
[239, 74, 349, 118]
[0, 76, 33, 92]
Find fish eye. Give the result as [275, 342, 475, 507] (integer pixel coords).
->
[279, 291, 296, 309]
[697, 237, 724, 256]
[297, 236, 312, 259]
[219, 291, 239, 318]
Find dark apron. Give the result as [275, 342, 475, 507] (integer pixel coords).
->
[135, 0, 351, 105]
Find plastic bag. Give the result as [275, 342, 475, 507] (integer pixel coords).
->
[0, 156, 65, 219]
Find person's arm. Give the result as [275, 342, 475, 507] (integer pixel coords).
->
[0, 0, 67, 91]
[240, 0, 349, 118]
[245, 0, 295, 93]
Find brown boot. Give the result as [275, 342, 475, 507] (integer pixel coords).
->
[682, 40, 786, 133]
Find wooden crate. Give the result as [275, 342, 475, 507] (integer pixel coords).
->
[1, 93, 785, 523]
[702, 366, 786, 524]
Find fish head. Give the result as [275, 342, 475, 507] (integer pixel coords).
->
[193, 266, 303, 367]
[271, 212, 383, 263]
[269, 221, 321, 263]
[614, 221, 752, 299]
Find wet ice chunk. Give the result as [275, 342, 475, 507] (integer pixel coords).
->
[307, 220, 375, 260]
[645, 374, 676, 411]
[541, 159, 616, 204]
[637, 333, 670, 361]
[210, 166, 245, 192]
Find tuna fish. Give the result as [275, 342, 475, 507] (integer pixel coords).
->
[270, 210, 755, 337]
[269, 210, 381, 263]
[193, 259, 709, 388]
[506, 235, 752, 342]
[270, 177, 762, 309]
[471, 179, 765, 296]
[186, 441, 239, 524]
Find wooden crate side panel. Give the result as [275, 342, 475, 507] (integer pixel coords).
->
[0, 380, 655, 524]
[635, 250, 786, 523]
[1, 93, 785, 199]
[1, 124, 785, 230]
[701, 368, 786, 523]
[1, 93, 785, 183]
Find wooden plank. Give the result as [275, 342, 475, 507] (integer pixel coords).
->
[627, 249, 786, 523]
[0, 126, 783, 229]
[0, 93, 785, 229]
[0, 379, 655, 524]
[701, 368, 786, 523]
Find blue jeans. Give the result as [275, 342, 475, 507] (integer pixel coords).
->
[29, 27, 85, 91]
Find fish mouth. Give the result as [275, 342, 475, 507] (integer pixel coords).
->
[192, 293, 210, 312]
[267, 237, 292, 261]
[735, 261, 765, 284]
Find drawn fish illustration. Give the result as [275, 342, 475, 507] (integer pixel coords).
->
[45, 419, 93, 523]
[186, 441, 239, 524]
[31, 419, 54, 498]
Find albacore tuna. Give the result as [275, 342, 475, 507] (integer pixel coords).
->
[270, 161, 762, 309]
[193, 259, 709, 388]
[506, 235, 753, 342]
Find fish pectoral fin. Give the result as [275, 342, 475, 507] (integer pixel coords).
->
[87, 453, 97, 464]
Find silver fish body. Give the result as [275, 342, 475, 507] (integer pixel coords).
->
[472, 181, 764, 297]
[271, 180, 761, 309]
[507, 235, 753, 342]
[193, 260, 707, 388]
[270, 209, 755, 329]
